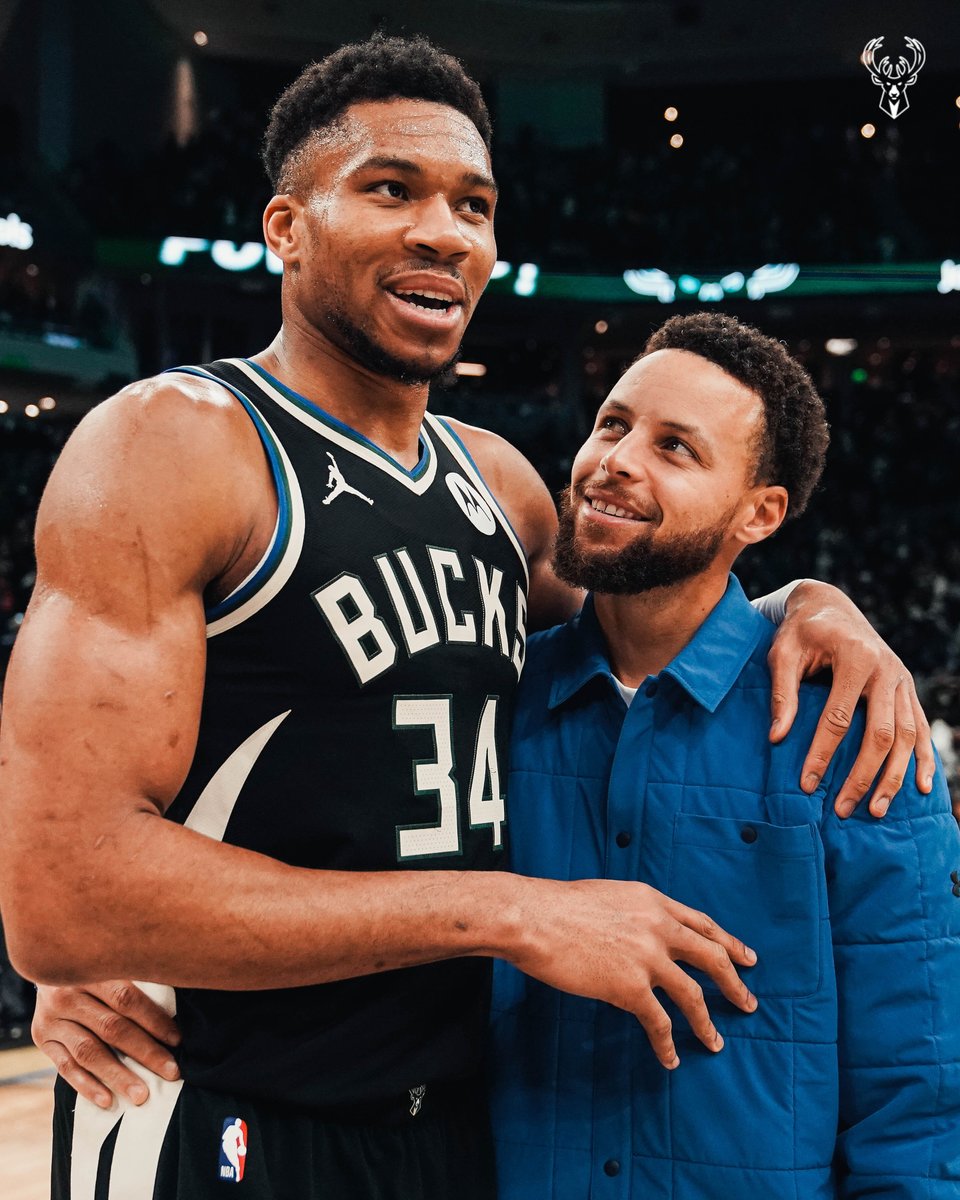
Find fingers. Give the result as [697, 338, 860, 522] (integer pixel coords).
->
[655, 962, 723, 1057]
[32, 988, 180, 1107]
[908, 683, 935, 796]
[632, 993, 680, 1070]
[663, 898, 757, 969]
[672, 925, 758, 1014]
[801, 671, 862, 796]
[36, 1035, 118, 1110]
[32, 1016, 153, 1108]
[88, 980, 181, 1048]
[767, 638, 805, 743]
[866, 683, 916, 817]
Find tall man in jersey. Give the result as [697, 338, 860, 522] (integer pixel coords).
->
[490, 313, 960, 1196]
[0, 35, 933, 1200]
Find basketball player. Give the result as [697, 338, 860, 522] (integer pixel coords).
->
[0, 35, 932, 1200]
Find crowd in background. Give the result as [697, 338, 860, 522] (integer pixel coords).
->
[46, 80, 953, 270]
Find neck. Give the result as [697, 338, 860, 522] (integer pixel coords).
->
[593, 563, 731, 687]
[251, 317, 430, 469]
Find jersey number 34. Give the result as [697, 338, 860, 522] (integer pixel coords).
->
[393, 694, 504, 860]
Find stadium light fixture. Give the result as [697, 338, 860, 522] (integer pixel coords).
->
[826, 338, 858, 356]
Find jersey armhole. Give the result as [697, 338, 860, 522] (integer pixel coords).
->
[164, 366, 302, 635]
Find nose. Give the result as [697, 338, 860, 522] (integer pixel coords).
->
[402, 195, 471, 262]
[600, 434, 645, 481]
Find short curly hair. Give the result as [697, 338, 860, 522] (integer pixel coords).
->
[262, 34, 492, 192]
[641, 312, 829, 519]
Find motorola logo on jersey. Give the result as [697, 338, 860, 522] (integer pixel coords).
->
[219, 1117, 248, 1183]
[444, 472, 497, 536]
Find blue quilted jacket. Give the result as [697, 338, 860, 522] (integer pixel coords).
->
[490, 578, 960, 1198]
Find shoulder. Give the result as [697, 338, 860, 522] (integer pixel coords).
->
[36, 371, 269, 596]
[434, 417, 555, 553]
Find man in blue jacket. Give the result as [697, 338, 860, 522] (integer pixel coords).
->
[491, 312, 960, 1197]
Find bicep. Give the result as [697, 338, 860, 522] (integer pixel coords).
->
[0, 390, 234, 927]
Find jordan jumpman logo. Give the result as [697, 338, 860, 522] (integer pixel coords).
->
[322, 452, 374, 506]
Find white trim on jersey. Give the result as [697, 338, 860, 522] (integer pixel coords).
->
[423, 413, 530, 585]
[205, 399, 306, 639]
[66, 714, 291, 1199]
[225, 357, 440, 495]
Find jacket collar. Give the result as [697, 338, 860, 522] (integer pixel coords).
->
[547, 575, 767, 714]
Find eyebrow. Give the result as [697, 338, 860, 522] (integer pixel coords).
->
[599, 402, 712, 448]
[354, 155, 498, 194]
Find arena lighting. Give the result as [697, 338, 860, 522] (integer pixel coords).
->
[0, 400, 8, 414]
[24, 403, 40, 418]
[669, 133, 684, 149]
[193, 30, 208, 46]
[455, 362, 487, 377]
[938, 260, 960, 293]
[594, 320, 609, 334]
[514, 262, 539, 296]
[0, 212, 34, 251]
[825, 338, 858, 356]
[664, 107, 678, 122]
[39, 396, 56, 411]
[146, 238, 955, 301]
[861, 123, 876, 138]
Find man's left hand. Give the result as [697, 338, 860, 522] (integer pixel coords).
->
[767, 581, 934, 818]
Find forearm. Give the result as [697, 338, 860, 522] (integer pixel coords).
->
[4, 809, 529, 988]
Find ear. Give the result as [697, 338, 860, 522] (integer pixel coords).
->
[733, 485, 789, 547]
[263, 194, 301, 265]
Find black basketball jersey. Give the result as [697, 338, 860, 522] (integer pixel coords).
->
[159, 358, 529, 1110]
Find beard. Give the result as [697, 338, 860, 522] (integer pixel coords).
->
[324, 303, 462, 386]
[552, 486, 733, 595]
[326, 304, 460, 384]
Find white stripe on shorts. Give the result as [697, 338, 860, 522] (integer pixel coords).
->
[69, 1068, 183, 1200]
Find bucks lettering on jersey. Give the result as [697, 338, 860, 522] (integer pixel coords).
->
[157, 359, 528, 1110]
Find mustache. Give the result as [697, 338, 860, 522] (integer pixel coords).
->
[379, 259, 469, 300]
[564, 481, 662, 524]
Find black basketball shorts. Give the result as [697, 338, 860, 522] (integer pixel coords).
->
[51, 1073, 496, 1199]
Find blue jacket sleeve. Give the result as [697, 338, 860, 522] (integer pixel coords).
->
[821, 734, 960, 1197]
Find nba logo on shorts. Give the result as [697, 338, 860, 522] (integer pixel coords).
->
[219, 1117, 248, 1183]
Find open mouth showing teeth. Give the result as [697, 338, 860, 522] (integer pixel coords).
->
[589, 498, 647, 521]
[392, 290, 456, 312]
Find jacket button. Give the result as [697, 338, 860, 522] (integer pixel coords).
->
[603, 1159, 621, 1177]
[645, 681, 658, 697]
[616, 831, 632, 848]
[740, 826, 758, 844]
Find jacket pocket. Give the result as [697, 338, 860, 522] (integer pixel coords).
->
[668, 812, 824, 999]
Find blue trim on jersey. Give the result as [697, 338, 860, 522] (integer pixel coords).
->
[165, 366, 292, 621]
[434, 416, 526, 553]
[243, 360, 431, 481]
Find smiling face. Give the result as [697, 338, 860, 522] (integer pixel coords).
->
[554, 348, 785, 594]
[267, 98, 497, 385]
